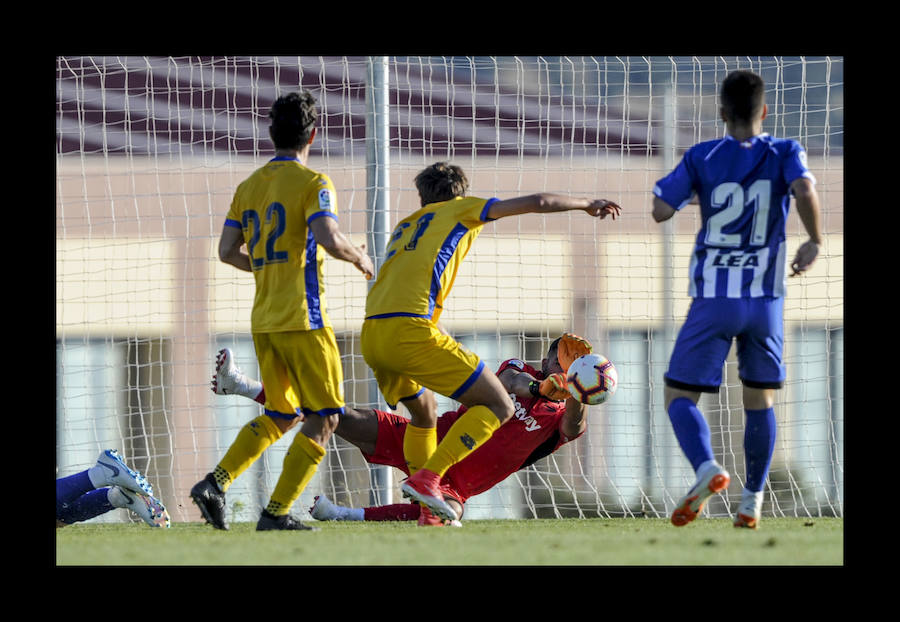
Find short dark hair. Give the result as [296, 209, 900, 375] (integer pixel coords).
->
[720, 70, 765, 125]
[414, 162, 469, 206]
[548, 336, 562, 354]
[268, 91, 317, 150]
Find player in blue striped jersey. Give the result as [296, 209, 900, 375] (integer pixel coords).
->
[652, 69, 823, 529]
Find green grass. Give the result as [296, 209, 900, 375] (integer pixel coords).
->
[55, 517, 843, 566]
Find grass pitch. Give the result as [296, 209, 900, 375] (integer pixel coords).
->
[55, 517, 843, 566]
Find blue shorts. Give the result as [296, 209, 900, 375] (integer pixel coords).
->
[665, 297, 785, 393]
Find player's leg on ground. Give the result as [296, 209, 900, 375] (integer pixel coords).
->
[311, 494, 421, 522]
[57, 488, 115, 525]
[731, 296, 785, 528]
[309, 493, 461, 526]
[310, 494, 366, 521]
[57, 470, 98, 514]
[735, 386, 777, 529]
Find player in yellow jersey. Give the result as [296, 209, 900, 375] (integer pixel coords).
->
[361, 161, 621, 522]
[190, 91, 375, 531]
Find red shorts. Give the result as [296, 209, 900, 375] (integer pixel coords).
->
[363, 410, 467, 506]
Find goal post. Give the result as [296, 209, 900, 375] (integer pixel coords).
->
[56, 56, 843, 524]
[365, 56, 392, 507]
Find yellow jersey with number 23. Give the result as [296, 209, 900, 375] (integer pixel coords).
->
[365, 196, 497, 326]
[225, 156, 339, 333]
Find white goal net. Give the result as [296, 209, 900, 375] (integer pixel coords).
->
[56, 56, 843, 524]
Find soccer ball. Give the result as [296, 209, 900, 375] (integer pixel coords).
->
[566, 353, 618, 405]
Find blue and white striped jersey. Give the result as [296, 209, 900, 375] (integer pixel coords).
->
[654, 133, 815, 299]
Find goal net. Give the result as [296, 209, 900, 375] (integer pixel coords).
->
[56, 56, 843, 524]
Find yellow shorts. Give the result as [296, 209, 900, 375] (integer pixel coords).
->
[360, 316, 484, 408]
[253, 327, 345, 419]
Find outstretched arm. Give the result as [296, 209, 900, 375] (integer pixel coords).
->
[486, 193, 621, 221]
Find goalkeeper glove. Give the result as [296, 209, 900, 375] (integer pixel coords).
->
[534, 372, 570, 402]
[557, 333, 593, 372]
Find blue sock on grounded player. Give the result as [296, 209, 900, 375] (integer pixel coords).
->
[57, 488, 114, 524]
[667, 397, 714, 472]
[743, 407, 776, 492]
[56, 470, 96, 514]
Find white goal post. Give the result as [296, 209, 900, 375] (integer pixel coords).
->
[56, 56, 843, 524]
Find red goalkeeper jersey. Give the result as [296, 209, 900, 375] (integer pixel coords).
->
[437, 358, 584, 502]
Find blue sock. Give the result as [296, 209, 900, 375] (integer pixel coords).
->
[57, 488, 114, 525]
[667, 397, 714, 472]
[744, 408, 776, 493]
[56, 470, 96, 517]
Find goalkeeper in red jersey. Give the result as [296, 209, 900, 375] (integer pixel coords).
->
[211, 333, 595, 526]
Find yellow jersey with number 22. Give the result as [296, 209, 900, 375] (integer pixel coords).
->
[225, 157, 339, 333]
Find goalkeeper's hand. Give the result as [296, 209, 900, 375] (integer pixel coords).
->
[557, 333, 593, 372]
[539, 372, 571, 402]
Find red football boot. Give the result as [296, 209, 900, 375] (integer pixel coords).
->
[401, 468, 459, 521]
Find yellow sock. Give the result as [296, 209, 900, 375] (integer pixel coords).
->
[422, 405, 501, 477]
[403, 424, 437, 475]
[216, 415, 283, 492]
[266, 433, 326, 516]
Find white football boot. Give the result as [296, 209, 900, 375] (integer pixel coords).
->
[109, 486, 171, 528]
[733, 489, 763, 529]
[92, 449, 154, 497]
[211, 348, 262, 399]
[671, 461, 730, 527]
[310, 494, 358, 521]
